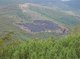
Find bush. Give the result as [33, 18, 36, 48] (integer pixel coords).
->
[0, 34, 80, 59]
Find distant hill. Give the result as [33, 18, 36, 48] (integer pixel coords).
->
[0, 0, 80, 39]
[63, 0, 80, 9]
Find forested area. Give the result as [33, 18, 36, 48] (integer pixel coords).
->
[0, 32, 80, 59]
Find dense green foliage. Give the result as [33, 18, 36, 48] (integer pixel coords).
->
[0, 32, 80, 59]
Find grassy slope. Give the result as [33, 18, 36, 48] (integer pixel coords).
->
[28, 4, 80, 27]
[0, 32, 80, 59]
[0, 8, 34, 39]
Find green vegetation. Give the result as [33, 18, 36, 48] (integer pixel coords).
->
[0, 32, 80, 59]
[0, 3, 80, 59]
[0, 1, 80, 59]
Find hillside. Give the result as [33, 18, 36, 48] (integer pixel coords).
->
[0, 32, 80, 59]
[0, 0, 80, 59]
[0, 2, 80, 39]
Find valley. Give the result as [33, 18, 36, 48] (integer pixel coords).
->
[0, 0, 80, 59]
[0, 2, 80, 39]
